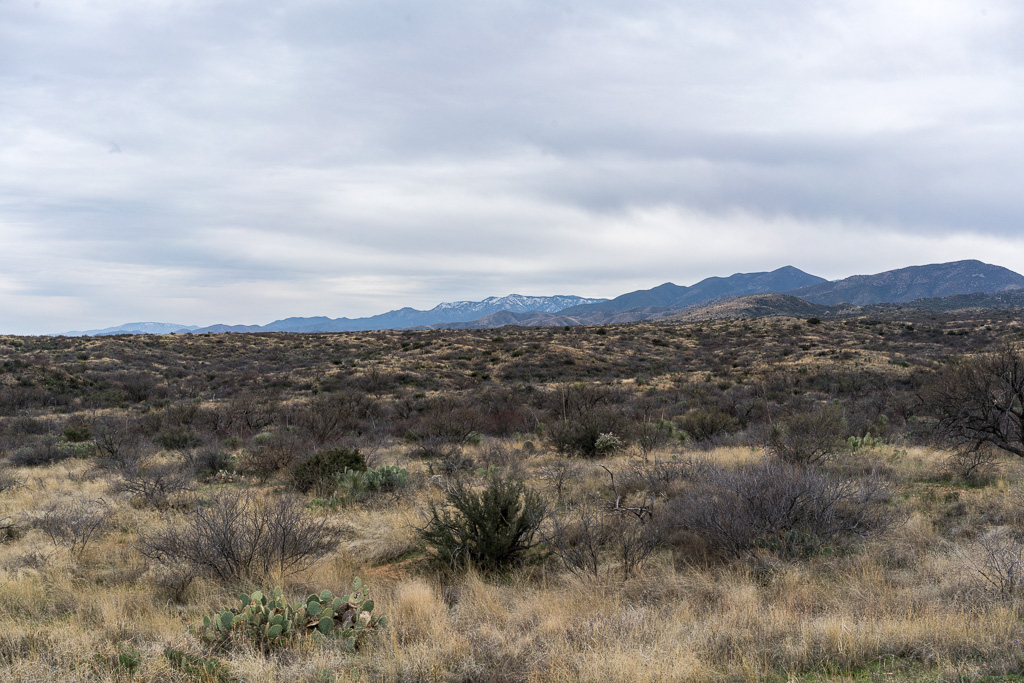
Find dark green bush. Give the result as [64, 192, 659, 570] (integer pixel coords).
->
[419, 473, 546, 571]
[291, 448, 366, 495]
[547, 407, 633, 458]
[153, 426, 202, 450]
[678, 407, 737, 442]
[61, 422, 93, 443]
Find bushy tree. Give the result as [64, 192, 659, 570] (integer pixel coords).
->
[925, 344, 1024, 458]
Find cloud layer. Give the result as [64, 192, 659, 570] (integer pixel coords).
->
[2, 0, 1023, 333]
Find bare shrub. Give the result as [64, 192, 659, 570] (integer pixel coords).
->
[477, 441, 522, 470]
[0, 515, 19, 544]
[622, 455, 713, 498]
[766, 403, 847, 465]
[113, 456, 196, 509]
[225, 391, 276, 437]
[475, 386, 538, 436]
[945, 445, 1001, 485]
[957, 528, 1024, 597]
[138, 490, 342, 586]
[540, 459, 583, 505]
[546, 383, 636, 458]
[0, 467, 22, 494]
[546, 499, 660, 580]
[8, 435, 75, 466]
[667, 460, 893, 560]
[407, 396, 482, 458]
[426, 452, 476, 478]
[636, 419, 677, 461]
[182, 446, 236, 477]
[92, 415, 145, 469]
[546, 408, 633, 459]
[238, 429, 309, 482]
[34, 500, 113, 559]
[289, 391, 379, 445]
[115, 370, 160, 403]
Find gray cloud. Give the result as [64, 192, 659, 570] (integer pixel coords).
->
[1, 0, 1023, 333]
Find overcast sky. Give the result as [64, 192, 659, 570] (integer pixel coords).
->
[2, 0, 1023, 334]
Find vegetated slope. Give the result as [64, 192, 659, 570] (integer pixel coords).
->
[664, 294, 839, 322]
[557, 266, 826, 317]
[788, 260, 1024, 306]
[860, 289, 1024, 314]
[664, 288, 1024, 325]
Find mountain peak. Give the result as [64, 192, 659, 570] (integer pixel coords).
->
[789, 260, 1024, 305]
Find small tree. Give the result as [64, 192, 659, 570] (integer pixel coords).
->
[925, 344, 1024, 458]
[419, 473, 546, 571]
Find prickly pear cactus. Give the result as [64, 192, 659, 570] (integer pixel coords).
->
[190, 578, 385, 651]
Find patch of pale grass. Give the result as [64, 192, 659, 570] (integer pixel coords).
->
[334, 502, 420, 566]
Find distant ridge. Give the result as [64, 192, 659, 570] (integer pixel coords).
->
[788, 260, 1024, 306]
[51, 260, 1024, 336]
[429, 266, 828, 329]
[558, 266, 827, 317]
[60, 322, 199, 337]
[185, 294, 607, 334]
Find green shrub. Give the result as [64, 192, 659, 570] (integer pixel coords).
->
[419, 472, 546, 571]
[153, 426, 202, 450]
[61, 422, 93, 443]
[291, 448, 366, 495]
[678, 408, 736, 443]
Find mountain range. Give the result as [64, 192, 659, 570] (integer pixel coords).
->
[62, 322, 200, 336]
[55, 260, 1024, 336]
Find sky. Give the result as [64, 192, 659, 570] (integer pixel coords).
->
[2, 0, 1024, 334]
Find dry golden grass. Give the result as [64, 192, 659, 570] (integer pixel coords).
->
[1, 442, 1023, 682]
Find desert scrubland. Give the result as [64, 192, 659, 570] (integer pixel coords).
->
[2, 311, 1024, 681]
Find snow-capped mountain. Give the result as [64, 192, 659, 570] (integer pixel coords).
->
[187, 294, 608, 334]
[52, 260, 1024, 337]
[430, 294, 605, 315]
